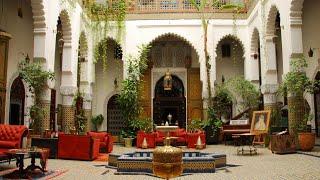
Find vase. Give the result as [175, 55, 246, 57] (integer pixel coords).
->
[142, 137, 148, 149]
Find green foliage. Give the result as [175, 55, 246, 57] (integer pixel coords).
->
[75, 109, 86, 134]
[120, 129, 136, 138]
[94, 38, 109, 70]
[18, 58, 55, 132]
[212, 84, 233, 118]
[91, 114, 104, 131]
[205, 107, 223, 135]
[117, 44, 151, 129]
[278, 56, 320, 96]
[226, 76, 260, 112]
[129, 118, 153, 133]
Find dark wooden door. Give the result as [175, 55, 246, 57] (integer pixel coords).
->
[314, 72, 320, 136]
[107, 95, 125, 136]
[9, 77, 25, 125]
[50, 89, 56, 131]
[0, 36, 10, 124]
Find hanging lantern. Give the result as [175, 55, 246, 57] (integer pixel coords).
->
[163, 70, 172, 91]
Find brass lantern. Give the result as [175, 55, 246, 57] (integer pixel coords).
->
[163, 70, 172, 91]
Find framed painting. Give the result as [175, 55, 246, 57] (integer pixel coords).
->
[250, 110, 271, 134]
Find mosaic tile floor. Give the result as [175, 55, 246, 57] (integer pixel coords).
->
[1, 143, 320, 180]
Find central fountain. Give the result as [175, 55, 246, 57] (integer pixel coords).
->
[153, 124, 182, 179]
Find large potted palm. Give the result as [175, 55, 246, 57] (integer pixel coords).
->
[278, 56, 318, 151]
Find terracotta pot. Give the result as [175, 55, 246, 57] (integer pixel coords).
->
[298, 132, 315, 151]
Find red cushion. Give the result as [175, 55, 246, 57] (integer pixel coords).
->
[0, 141, 17, 148]
[170, 129, 186, 137]
[87, 132, 107, 142]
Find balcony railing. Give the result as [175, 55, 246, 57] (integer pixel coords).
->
[126, 0, 250, 13]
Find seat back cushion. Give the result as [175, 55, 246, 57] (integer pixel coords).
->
[88, 132, 107, 142]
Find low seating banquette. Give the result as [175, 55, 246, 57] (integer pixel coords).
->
[0, 124, 28, 160]
[87, 131, 113, 153]
[58, 134, 100, 161]
[137, 128, 206, 148]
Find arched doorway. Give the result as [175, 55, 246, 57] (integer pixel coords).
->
[153, 75, 186, 128]
[314, 72, 320, 136]
[107, 95, 125, 136]
[9, 77, 25, 125]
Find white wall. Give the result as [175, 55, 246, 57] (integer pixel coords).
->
[302, 0, 320, 132]
[92, 41, 123, 131]
[1, 0, 34, 124]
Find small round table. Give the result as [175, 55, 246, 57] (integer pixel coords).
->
[6, 148, 50, 178]
[233, 133, 257, 155]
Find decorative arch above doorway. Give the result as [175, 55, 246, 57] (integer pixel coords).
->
[153, 75, 186, 128]
[9, 76, 25, 125]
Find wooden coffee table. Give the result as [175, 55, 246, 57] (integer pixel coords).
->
[6, 148, 50, 178]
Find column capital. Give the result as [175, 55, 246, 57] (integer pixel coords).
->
[261, 84, 278, 94]
[60, 86, 77, 96]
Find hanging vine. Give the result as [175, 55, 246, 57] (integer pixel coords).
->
[85, 0, 127, 69]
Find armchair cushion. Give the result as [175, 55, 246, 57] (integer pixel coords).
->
[0, 141, 18, 148]
[187, 131, 206, 148]
[87, 131, 113, 153]
[136, 131, 156, 148]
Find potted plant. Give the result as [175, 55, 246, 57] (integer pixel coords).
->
[212, 84, 233, 122]
[297, 113, 315, 151]
[202, 108, 223, 144]
[278, 56, 319, 151]
[120, 129, 136, 148]
[91, 114, 104, 131]
[18, 56, 55, 133]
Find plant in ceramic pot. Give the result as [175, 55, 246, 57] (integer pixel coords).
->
[202, 108, 223, 144]
[212, 84, 233, 122]
[91, 114, 104, 131]
[278, 56, 319, 151]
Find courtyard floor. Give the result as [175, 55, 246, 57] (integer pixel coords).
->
[1, 143, 320, 180]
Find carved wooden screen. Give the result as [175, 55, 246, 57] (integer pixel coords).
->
[139, 69, 151, 118]
[50, 89, 56, 131]
[9, 77, 25, 125]
[107, 95, 126, 136]
[0, 34, 10, 124]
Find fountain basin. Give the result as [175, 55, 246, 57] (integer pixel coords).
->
[109, 151, 226, 174]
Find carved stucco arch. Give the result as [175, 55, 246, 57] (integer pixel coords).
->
[215, 34, 246, 57]
[79, 31, 88, 60]
[31, 0, 46, 30]
[266, 5, 280, 36]
[290, 0, 304, 17]
[59, 10, 72, 46]
[250, 28, 260, 53]
[147, 32, 200, 63]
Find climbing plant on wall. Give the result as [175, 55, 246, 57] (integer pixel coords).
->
[85, 0, 127, 68]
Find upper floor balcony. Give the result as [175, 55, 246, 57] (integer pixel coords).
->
[126, 0, 252, 14]
[84, 0, 258, 20]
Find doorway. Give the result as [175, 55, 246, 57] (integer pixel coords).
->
[153, 75, 186, 128]
[314, 72, 320, 136]
[9, 77, 25, 125]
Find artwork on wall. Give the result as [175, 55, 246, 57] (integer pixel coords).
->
[251, 110, 271, 134]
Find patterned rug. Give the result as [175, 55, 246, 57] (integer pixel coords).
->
[94, 153, 109, 162]
[0, 168, 68, 179]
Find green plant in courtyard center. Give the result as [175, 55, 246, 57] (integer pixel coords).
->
[117, 44, 151, 132]
[18, 57, 55, 132]
[226, 76, 260, 113]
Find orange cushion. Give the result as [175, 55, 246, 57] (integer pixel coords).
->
[88, 132, 107, 142]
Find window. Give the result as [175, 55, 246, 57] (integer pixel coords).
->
[222, 44, 231, 57]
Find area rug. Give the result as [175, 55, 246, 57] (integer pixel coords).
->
[94, 153, 109, 162]
[1, 169, 68, 180]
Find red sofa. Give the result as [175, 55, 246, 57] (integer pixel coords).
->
[87, 131, 113, 153]
[0, 124, 28, 160]
[58, 134, 99, 160]
[136, 131, 156, 148]
[155, 128, 187, 146]
[186, 131, 206, 148]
